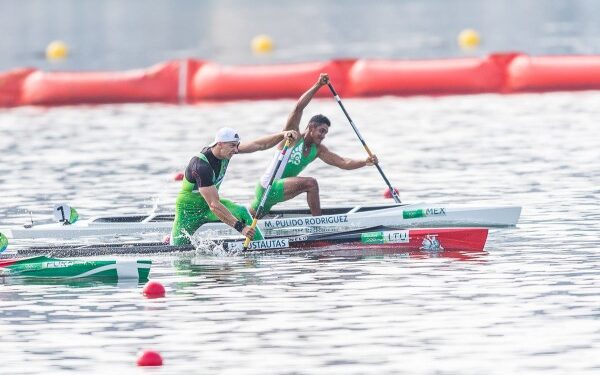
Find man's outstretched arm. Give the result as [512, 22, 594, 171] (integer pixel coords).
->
[284, 73, 329, 133]
[238, 130, 298, 153]
[318, 144, 378, 170]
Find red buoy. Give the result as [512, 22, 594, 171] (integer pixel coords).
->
[383, 187, 400, 199]
[143, 280, 166, 298]
[137, 350, 163, 366]
[174, 172, 184, 181]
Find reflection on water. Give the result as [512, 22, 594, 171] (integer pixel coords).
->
[174, 249, 487, 282]
[0, 275, 144, 288]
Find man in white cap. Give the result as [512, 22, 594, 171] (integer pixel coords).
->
[171, 127, 298, 245]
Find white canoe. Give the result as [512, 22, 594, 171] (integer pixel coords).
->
[2, 203, 521, 240]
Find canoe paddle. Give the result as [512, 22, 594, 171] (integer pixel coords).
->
[243, 138, 293, 250]
[326, 82, 401, 203]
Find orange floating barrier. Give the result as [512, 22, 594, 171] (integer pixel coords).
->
[507, 55, 600, 92]
[0, 68, 36, 107]
[347, 53, 521, 96]
[190, 59, 356, 101]
[20, 60, 191, 106]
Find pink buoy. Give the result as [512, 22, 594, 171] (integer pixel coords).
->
[174, 172, 184, 181]
[137, 350, 163, 366]
[143, 280, 166, 298]
[383, 187, 400, 199]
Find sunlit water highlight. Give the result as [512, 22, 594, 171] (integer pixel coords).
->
[0, 92, 599, 374]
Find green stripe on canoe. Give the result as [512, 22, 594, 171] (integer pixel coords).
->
[402, 209, 425, 219]
[1, 256, 151, 280]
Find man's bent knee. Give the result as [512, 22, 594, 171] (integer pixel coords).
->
[304, 177, 319, 192]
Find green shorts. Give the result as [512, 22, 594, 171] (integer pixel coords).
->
[171, 194, 263, 245]
[250, 180, 285, 215]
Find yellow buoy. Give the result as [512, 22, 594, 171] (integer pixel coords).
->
[46, 40, 69, 60]
[251, 34, 274, 54]
[458, 29, 481, 50]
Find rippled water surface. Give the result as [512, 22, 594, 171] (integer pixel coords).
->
[1, 92, 599, 374]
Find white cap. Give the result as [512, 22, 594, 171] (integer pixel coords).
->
[209, 127, 241, 146]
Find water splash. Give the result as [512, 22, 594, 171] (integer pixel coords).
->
[187, 229, 242, 257]
[148, 196, 160, 215]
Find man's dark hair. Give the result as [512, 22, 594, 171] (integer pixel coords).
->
[308, 114, 330, 127]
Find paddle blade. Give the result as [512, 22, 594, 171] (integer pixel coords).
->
[243, 237, 251, 250]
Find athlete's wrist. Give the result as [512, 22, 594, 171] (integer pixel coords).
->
[234, 220, 246, 233]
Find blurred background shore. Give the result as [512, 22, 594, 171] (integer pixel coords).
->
[2, 0, 599, 71]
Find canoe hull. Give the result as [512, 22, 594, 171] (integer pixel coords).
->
[14, 227, 488, 257]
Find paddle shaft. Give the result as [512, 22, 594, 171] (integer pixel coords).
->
[326, 82, 401, 203]
[243, 139, 292, 250]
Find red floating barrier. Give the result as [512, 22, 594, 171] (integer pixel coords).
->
[20, 60, 186, 106]
[4, 53, 600, 107]
[507, 55, 600, 92]
[347, 53, 521, 97]
[179, 59, 204, 103]
[0, 68, 36, 107]
[190, 59, 356, 101]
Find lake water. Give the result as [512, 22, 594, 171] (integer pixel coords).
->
[1, 91, 599, 373]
